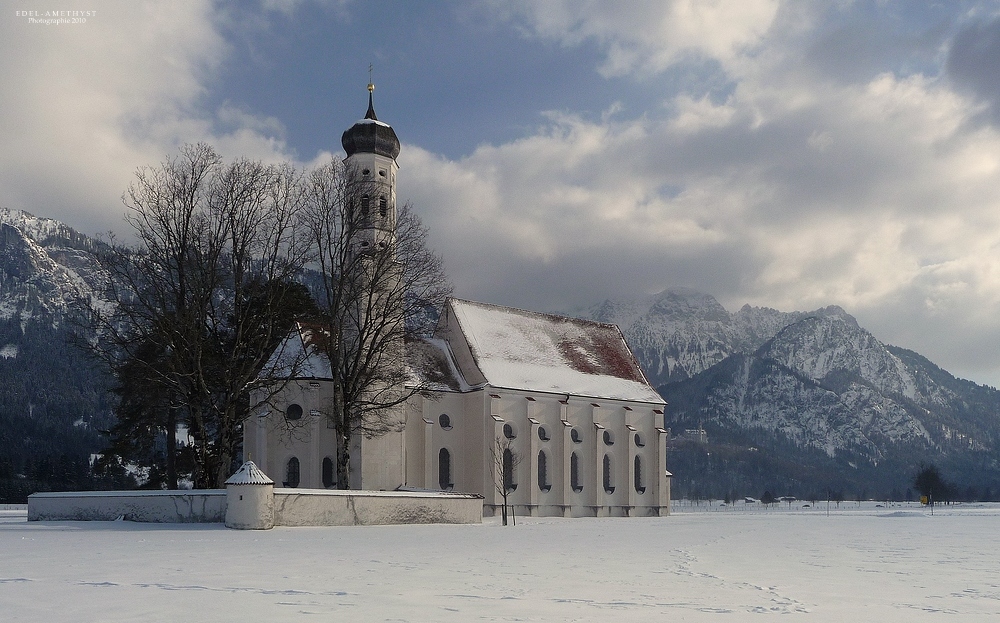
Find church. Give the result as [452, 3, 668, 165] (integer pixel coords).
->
[244, 87, 670, 518]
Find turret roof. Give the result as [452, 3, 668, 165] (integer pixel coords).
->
[225, 461, 274, 486]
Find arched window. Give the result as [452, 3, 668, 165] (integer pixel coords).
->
[603, 454, 615, 494]
[537, 450, 551, 492]
[285, 457, 300, 488]
[379, 196, 388, 218]
[439, 413, 452, 430]
[322, 457, 334, 488]
[571, 428, 583, 444]
[634, 455, 646, 494]
[285, 404, 302, 421]
[570, 452, 582, 492]
[438, 448, 453, 490]
[361, 195, 370, 221]
[503, 448, 517, 492]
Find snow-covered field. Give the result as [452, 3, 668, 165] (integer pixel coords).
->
[2, 502, 998, 622]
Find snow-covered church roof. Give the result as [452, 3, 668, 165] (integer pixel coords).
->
[261, 321, 333, 380]
[264, 300, 664, 405]
[433, 298, 664, 404]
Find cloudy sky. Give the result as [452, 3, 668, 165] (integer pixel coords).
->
[5, 1, 1000, 386]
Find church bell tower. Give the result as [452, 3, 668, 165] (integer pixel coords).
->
[341, 81, 401, 256]
[339, 81, 407, 490]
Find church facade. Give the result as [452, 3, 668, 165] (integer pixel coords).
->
[243, 90, 670, 518]
[404, 298, 671, 518]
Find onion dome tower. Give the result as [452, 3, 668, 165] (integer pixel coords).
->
[341, 81, 399, 256]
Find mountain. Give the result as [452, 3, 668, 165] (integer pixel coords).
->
[0, 208, 120, 501]
[586, 289, 1000, 501]
[588, 287, 824, 386]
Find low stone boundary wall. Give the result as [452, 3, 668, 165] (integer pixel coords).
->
[27, 490, 227, 523]
[28, 489, 483, 526]
[274, 489, 483, 526]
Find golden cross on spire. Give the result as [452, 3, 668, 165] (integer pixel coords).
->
[368, 64, 375, 93]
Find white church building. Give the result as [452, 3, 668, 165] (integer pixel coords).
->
[244, 88, 670, 518]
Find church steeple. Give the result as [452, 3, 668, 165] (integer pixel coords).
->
[341, 83, 400, 257]
[341, 82, 400, 160]
[365, 81, 377, 121]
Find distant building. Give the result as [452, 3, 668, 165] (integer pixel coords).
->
[676, 425, 708, 445]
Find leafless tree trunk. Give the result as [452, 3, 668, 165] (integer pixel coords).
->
[304, 159, 451, 489]
[492, 436, 522, 526]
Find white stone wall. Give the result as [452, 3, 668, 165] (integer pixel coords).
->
[407, 388, 669, 518]
[249, 380, 405, 491]
[225, 485, 274, 529]
[28, 490, 227, 523]
[249, 380, 337, 489]
[28, 489, 482, 527]
[273, 489, 482, 526]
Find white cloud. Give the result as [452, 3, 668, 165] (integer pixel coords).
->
[0, 1, 297, 236]
[6, 1, 1000, 387]
[495, 0, 781, 77]
[400, 4, 1000, 385]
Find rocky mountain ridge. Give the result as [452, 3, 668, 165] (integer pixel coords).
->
[0, 208, 117, 501]
[0, 207, 110, 325]
[586, 288, 1000, 499]
[587, 287, 831, 386]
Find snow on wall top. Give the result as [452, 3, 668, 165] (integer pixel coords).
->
[225, 461, 273, 485]
[448, 299, 664, 404]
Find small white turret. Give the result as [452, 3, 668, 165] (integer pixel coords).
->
[225, 460, 275, 529]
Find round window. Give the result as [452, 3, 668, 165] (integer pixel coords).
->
[439, 414, 452, 430]
[285, 404, 303, 421]
[537, 426, 549, 441]
[571, 428, 583, 444]
[503, 423, 517, 439]
[634, 432, 645, 447]
[603, 430, 615, 446]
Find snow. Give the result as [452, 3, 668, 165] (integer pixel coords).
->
[225, 461, 273, 485]
[0, 343, 17, 359]
[450, 299, 663, 404]
[3, 501, 999, 621]
[262, 322, 334, 380]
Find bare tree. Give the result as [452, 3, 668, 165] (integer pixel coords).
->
[491, 436, 523, 526]
[303, 159, 451, 488]
[89, 144, 315, 488]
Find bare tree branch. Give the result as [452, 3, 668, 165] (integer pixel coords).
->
[491, 436, 522, 526]
[86, 144, 316, 488]
[303, 160, 451, 488]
